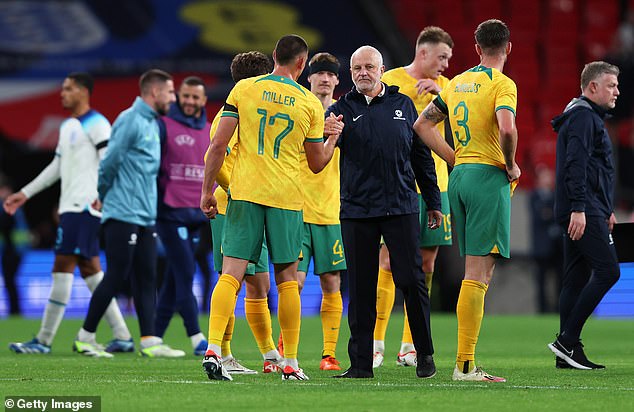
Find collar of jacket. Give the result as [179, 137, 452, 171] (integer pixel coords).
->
[132, 96, 159, 119]
[166, 95, 208, 130]
[349, 83, 400, 103]
[579, 95, 609, 119]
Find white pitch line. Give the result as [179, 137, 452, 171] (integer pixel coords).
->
[1, 377, 634, 391]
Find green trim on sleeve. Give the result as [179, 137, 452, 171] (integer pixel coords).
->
[221, 111, 239, 119]
[305, 137, 325, 143]
[495, 105, 516, 116]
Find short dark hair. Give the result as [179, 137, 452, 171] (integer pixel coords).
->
[474, 19, 510, 55]
[139, 69, 172, 95]
[274, 34, 309, 66]
[67, 72, 94, 95]
[581, 61, 620, 89]
[182, 76, 206, 92]
[416, 26, 454, 49]
[230, 51, 273, 82]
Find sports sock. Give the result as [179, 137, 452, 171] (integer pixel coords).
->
[263, 349, 281, 361]
[456, 279, 488, 372]
[400, 305, 413, 349]
[222, 311, 236, 358]
[190, 332, 205, 349]
[77, 327, 96, 343]
[277, 280, 301, 360]
[245, 297, 276, 354]
[84, 271, 131, 341]
[207, 274, 240, 347]
[425, 271, 434, 296]
[140, 336, 162, 349]
[374, 267, 395, 341]
[373, 340, 385, 353]
[320, 291, 342, 357]
[37, 272, 73, 346]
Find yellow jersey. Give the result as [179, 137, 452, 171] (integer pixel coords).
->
[435, 65, 517, 169]
[382, 68, 449, 192]
[223, 74, 325, 211]
[300, 144, 340, 225]
[207, 109, 236, 215]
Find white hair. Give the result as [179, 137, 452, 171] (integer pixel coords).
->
[350, 45, 383, 67]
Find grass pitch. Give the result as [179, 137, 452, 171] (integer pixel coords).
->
[1, 313, 633, 411]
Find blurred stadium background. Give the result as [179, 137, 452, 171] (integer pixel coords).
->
[1, 0, 633, 318]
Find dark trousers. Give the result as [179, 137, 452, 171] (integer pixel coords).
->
[155, 220, 202, 337]
[83, 219, 157, 336]
[341, 213, 433, 372]
[559, 216, 620, 344]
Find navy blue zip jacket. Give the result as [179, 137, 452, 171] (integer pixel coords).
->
[326, 84, 440, 219]
[156, 99, 208, 225]
[552, 96, 615, 223]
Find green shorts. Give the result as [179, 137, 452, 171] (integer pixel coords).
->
[297, 222, 347, 274]
[419, 191, 452, 247]
[222, 199, 302, 264]
[210, 214, 269, 275]
[448, 164, 511, 258]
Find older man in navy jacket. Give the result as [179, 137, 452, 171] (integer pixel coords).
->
[326, 46, 441, 379]
[548, 61, 621, 370]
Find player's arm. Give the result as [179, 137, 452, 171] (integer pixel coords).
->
[304, 113, 343, 174]
[201, 115, 237, 218]
[3, 155, 61, 215]
[496, 108, 520, 182]
[414, 101, 455, 166]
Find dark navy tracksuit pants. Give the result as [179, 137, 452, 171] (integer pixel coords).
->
[154, 220, 203, 338]
[83, 219, 158, 336]
[341, 213, 434, 373]
[558, 216, 620, 344]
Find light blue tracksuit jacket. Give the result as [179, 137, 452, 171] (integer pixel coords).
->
[98, 97, 161, 226]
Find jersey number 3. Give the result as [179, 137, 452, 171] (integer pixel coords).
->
[257, 108, 295, 159]
[453, 101, 471, 147]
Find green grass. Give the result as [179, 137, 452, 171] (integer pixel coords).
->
[1, 313, 633, 411]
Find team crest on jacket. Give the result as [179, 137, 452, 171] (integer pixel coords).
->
[393, 109, 405, 120]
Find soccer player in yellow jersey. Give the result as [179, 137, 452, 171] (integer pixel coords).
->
[374, 26, 454, 368]
[200, 34, 341, 381]
[296, 52, 345, 371]
[206, 51, 286, 375]
[414, 19, 521, 382]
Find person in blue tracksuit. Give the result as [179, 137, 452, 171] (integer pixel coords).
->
[75, 69, 184, 358]
[548, 61, 621, 370]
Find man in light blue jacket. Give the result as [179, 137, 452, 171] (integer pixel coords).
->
[75, 69, 184, 358]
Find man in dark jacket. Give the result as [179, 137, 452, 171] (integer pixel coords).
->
[548, 61, 621, 370]
[326, 45, 442, 379]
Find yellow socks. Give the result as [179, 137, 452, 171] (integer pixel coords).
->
[207, 274, 240, 347]
[425, 271, 434, 295]
[277, 281, 301, 359]
[401, 305, 413, 346]
[245, 297, 275, 354]
[374, 267, 395, 341]
[456, 279, 488, 372]
[320, 291, 343, 357]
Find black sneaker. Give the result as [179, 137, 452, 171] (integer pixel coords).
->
[548, 339, 605, 370]
[416, 354, 436, 378]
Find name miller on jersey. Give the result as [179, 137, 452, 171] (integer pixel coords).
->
[454, 82, 481, 93]
[262, 90, 296, 107]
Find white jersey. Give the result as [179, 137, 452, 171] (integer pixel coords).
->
[22, 109, 110, 217]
